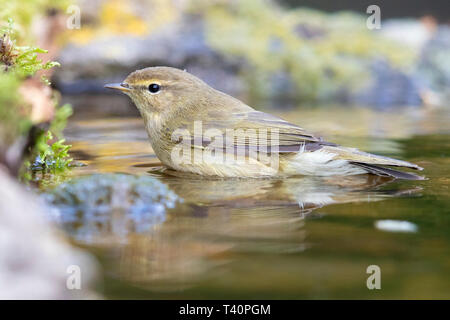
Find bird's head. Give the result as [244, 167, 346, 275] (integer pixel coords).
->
[105, 66, 210, 116]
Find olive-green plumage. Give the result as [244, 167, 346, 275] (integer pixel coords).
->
[105, 66, 423, 180]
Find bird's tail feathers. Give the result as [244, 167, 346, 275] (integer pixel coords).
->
[351, 162, 425, 180]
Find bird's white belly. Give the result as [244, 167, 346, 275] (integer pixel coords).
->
[164, 149, 366, 178]
[282, 149, 366, 176]
[167, 151, 279, 178]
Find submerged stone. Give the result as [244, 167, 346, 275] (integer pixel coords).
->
[42, 173, 181, 243]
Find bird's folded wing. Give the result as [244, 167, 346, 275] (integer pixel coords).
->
[178, 110, 328, 153]
[173, 110, 422, 171]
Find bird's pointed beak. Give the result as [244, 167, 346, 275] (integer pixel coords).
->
[104, 83, 130, 93]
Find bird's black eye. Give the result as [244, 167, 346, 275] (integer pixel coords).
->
[148, 83, 161, 93]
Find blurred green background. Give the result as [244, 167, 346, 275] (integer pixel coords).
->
[54, 0, 449, 112]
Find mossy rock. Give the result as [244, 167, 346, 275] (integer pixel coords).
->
[42, 173, 181, 242]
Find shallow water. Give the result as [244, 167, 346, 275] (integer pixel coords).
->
[46, 106, 450, 299]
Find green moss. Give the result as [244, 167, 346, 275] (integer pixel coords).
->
[31, 104, 73, 172]
[1, 16, 72, 175]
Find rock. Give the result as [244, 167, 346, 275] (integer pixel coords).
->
[355, 58, 423, 109]
[53, 1, 449, 109]
[53, 16, 245, 115]
[380, 19, 436, 51]
[416, 26, 450, 106]
[42, 173, 181, 244]
[0, 168, 98, 299]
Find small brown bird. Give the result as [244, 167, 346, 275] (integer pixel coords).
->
[105, 66, 423, 180]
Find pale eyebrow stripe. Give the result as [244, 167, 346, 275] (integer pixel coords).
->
[133, 83, 184, 90]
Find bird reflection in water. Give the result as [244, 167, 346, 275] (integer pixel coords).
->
[45, 168, 420, 291]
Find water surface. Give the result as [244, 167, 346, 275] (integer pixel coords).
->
[48, 106, 450, 299]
